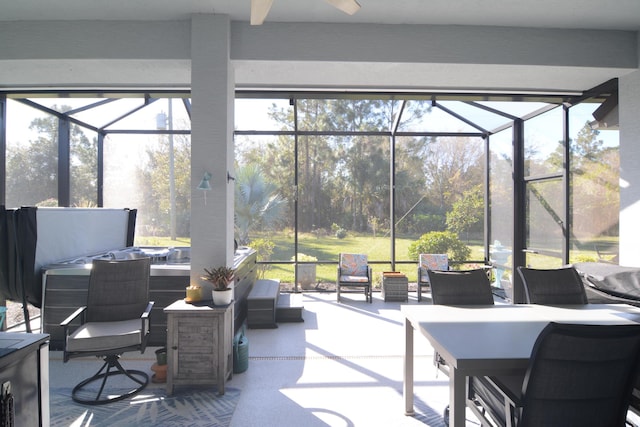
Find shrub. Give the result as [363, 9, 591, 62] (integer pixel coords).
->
[408, 231, 471, 262]
[330, 223, 347, 238]
[249, 238, 275, 279]
[335, 228, 347, 239]
[291, 253, 318, 262]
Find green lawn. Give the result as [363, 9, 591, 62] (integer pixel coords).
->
[242, 232, 486, 285]
[135, 232, 613, 286]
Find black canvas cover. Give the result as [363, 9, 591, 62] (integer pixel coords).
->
[573, 262, 640, 305]
[0, 207, 136, 310]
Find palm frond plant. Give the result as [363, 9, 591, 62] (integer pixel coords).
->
[202, 266, 235, 291]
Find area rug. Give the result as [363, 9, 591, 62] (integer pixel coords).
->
[50, 386, 241, 427]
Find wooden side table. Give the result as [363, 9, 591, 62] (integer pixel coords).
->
[164, 299, 234, 395]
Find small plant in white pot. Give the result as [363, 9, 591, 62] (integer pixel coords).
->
[202, 266, 235, 305]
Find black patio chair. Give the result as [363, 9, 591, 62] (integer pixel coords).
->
[468, 322, 640, 427]
[427, 268, 494, 424]
[517, 266, 588, 305]
[428, 268, 495, 306]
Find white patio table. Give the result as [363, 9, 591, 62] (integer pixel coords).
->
[402, 303, 640, 427]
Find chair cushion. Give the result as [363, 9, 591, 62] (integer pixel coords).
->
[419, 254, 448, 271]
[66, 319, 142, 353]
[339, 274, 370, 283]
[340, 254, 368, 276]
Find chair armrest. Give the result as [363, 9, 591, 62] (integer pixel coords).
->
[141, 301, 154, 331]
[60, 306, 87, 360]
[140, 301, 155, 351]
[484, 375, 522, 408]
[140, 301, 154, 336]
[60, 306, 86, 327]
[367, 266, 372, 282]
[469, 375, 523, 427]
[141, 301, 154, 319]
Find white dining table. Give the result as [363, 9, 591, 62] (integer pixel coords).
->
[402, 303, 640, 427]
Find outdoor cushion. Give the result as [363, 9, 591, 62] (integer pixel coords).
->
[419, 254, 448, 282]
[339, 274, 370, 283]
[419, 253, 448, 271]
[66, 319, 142, 353]
[340, 254, 368, 277]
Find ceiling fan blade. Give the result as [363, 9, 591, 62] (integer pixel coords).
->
[250, 0, 275, 25]
[325, 0, 361, 15]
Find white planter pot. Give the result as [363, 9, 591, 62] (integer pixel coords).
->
[296, 264, 317, 290]
[212, 289, 233, 305]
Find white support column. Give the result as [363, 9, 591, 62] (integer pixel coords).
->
[619, 68, 640, 267]
[190, 14, 235, 291]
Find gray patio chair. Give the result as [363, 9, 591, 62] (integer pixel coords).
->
[61, 257, 154, 405]
[336, 253, 372, 303]
[468, 322, 640, 427]
[416, 253, 448, 302]
[517, 266, 587, 305]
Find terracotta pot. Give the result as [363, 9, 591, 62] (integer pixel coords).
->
[151, 363, 168, 383]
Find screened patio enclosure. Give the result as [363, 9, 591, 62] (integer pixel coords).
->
[1, 81, 619, 301]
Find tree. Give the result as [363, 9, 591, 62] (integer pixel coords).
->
[446, 184, 484, 241]
[70, 131, 98, 206]
[568, 122, 619, 237]
[6, 105, 96, 207]
[139, 133, 192, 237]
[235, 98, 487, 243]
[543, 121, 619, 238]
[419, 136, 484, 211]
[234, 164, 286, 244]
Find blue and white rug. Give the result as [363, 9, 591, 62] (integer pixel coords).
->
[50, 387, 241, 427]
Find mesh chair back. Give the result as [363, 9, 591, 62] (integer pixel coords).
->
[427, 269, 494, 305]
[86, 258, 151, 322]
[518, 266, 587, 305]
[520, 322, 640, 427]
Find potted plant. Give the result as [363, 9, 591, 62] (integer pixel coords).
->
[292, 253, 317, 290]
[203, 265, 235, 305]
[150, 347, 168, 383]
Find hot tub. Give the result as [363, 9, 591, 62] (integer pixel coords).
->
[41, 246, 257, 350]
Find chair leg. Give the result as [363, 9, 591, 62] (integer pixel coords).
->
[72, 354, 149, 405]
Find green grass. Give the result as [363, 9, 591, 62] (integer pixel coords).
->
[134, 231, 614, 285]
[250, 232, 487, 285]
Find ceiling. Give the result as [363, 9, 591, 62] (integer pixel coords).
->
[1, 0, 639, 30]
[0, 0, 638, 95]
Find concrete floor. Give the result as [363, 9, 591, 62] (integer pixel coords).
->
[47, 292, 481, 426]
